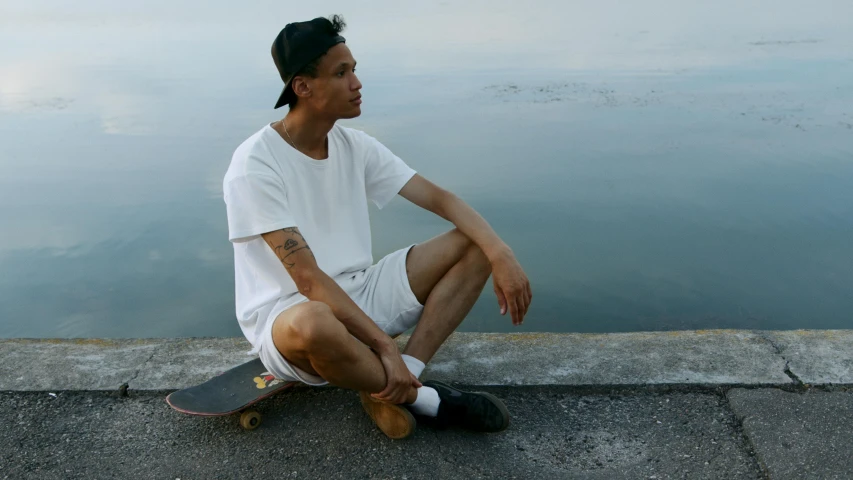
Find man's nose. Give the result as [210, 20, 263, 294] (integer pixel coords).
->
[352, 74, 362, 91]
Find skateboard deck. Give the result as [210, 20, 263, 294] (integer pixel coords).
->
[166, 358, 297, 430]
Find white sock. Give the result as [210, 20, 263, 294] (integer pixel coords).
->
[401, 354, 440, 417]
[401, 354, 425, 378]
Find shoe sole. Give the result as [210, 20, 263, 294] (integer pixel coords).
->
[358, 391, 416, 439]
[427, 381, 511, 432]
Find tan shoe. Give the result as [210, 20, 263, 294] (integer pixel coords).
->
[358, 391, 416, 439]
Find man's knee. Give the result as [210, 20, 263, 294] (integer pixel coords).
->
[275, 301, 345, 351]
[447, 227, 474, 251]
[443, 228, 490, 277]
[464, 243, 491, 277]
[445, 227, 489, 272]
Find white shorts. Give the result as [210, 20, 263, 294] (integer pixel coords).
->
[257, 244, 424, 386]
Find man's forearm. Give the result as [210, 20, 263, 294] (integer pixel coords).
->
[439, 193, 511, 262]
[299, 270, 396, 354]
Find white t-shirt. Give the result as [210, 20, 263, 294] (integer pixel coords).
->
[223, 123, 417, 353]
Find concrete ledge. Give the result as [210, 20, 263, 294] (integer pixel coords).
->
[2, 330, 851, 391]
[425, 330, 790, 386]
[761, 330, 853, 385]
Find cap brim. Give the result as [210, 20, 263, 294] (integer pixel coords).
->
[274, 82, 293, 109]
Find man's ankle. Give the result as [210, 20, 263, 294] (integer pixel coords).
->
[401, 354, 425, 378]
[406, 386, 440, 417]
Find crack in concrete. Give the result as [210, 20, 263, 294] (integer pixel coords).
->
[755, 332, 804, 391]
[124, 348, 160, 391]
[755, 331, 784, 355]
[720, 389, 772, 480]
[766, 338, 784, 356]
[783, 360, 805, 387]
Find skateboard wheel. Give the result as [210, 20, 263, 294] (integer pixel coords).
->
[239, 410, 261, 430]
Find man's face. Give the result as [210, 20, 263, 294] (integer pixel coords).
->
[299, 43, 362, 119]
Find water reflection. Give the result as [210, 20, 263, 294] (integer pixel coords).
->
[1, 0, 852, 337]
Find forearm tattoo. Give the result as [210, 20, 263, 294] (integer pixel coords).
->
[270, 227, 314, 269]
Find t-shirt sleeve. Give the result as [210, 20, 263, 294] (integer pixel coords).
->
[362, 133, 417, 210]
[223, 173, 297, 242]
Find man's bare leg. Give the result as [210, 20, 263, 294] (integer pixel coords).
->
[275, 229, 488, 386]
[400, 229, 492, 363]
[271, 231, 499, 435]
[396, 230, 511, 432]
[271, 301, 418, 438]
[271, 301, 416, 401]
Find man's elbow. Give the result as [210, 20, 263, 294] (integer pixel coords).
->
[434, 189, 457, 219]
[292, 268, 323, 299]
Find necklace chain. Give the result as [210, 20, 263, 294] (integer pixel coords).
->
[281, 119, 300, 152]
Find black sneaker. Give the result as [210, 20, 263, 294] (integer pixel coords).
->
[422, 380, 510, 432]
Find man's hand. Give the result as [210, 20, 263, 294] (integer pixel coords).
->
[371, 343, 422, 404]
[492, 250, 533, 326]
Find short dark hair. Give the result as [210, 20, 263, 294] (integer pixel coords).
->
[287, 15, 347, 110]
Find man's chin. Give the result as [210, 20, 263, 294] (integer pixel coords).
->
[340, 106, 362, 119]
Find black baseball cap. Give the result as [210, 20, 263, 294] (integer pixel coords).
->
[271, 17, 346, 109]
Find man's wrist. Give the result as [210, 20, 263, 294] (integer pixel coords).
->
[373, 336, 399, 356]
[485, 243, 513, 263]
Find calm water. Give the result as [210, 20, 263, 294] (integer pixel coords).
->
[1, 0, 852, 338]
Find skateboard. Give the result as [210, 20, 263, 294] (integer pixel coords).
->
[166, 358, 298, 430]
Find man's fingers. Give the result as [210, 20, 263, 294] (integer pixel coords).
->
[515, 296, 525, 325]
[372, 379, 413, 404]
[496, 288, 507, 315]
[372, 390, 401, 403]
[518, 281, 532, 321]
[509, 296, 520, 325]
[371, 386, 393, 401]
[372, 382, 397, 400]
[371, 393, 389, 402]
[374, 392, 398, 403]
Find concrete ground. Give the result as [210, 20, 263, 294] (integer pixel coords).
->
[2, 330, 852, 479]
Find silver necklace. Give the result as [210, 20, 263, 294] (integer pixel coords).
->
[281, 119, 300, 152]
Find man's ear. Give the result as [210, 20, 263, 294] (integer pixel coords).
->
[291, 76, 312, 99]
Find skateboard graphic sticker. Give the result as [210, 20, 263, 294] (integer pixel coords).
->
[254, 372, 286, 389]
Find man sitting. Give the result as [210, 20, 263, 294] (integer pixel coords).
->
[223, 15, 532, 439]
